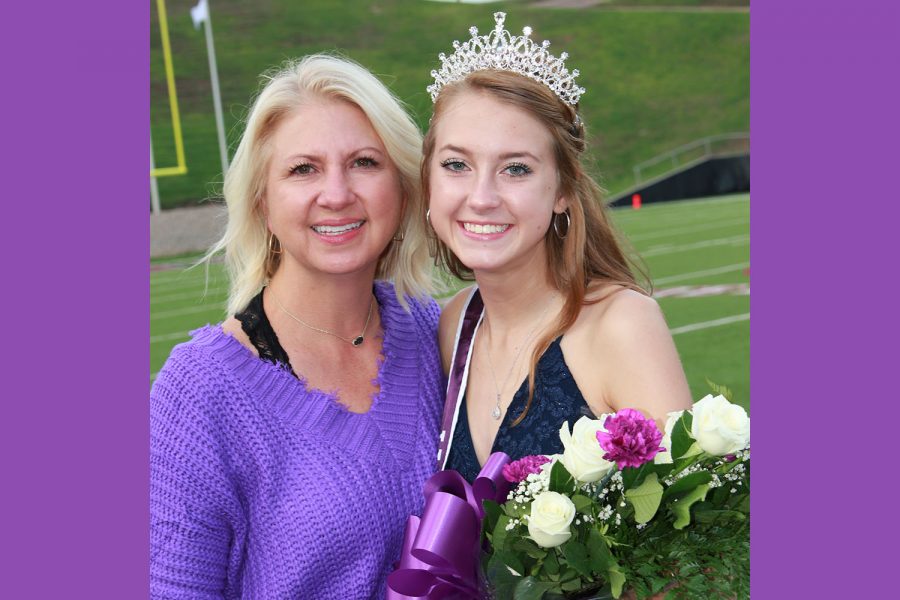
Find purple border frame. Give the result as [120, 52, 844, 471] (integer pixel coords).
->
[3, 1, 149, 596]
[5, 0, 897, 595]
[752, 1, 899, 596]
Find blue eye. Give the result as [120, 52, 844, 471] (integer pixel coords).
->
[504, 162, 532, 177]
[440, 159, 468, 172]
[290, 163, 314, 176]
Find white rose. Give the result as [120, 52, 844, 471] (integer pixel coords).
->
[559, 416, 616, 482]
[691, 394, 750, 455]
[653, 410, 685, 465]
[527, 491, 576, 548]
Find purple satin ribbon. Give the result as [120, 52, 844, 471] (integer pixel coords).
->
[387, 452, 513, 599]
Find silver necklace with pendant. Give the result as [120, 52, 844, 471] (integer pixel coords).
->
[482, 304, 551, 420]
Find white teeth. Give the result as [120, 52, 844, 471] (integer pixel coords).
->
[463, 222, 509, 234]
[312, 221, 364, 235]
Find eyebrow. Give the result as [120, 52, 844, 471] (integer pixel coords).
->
[437, 144, 542, 163]
[282, 146, 386, 162]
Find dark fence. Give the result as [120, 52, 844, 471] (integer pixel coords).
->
[608, 154, 749, 208]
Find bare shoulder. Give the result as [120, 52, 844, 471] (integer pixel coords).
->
[577, 284, 665, 337]
[437, 285, 478, 375]
[566, 284, 667, 377]
[221, 316, 259, 357]
[565, 284, 692, 422]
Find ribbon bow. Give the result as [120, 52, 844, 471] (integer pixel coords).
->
[386, 452, 512, 599]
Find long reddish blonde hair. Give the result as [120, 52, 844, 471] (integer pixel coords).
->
[422, 70, 650, 425]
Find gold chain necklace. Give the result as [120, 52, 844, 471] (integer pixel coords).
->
[273, 293, 375, 347]
[482, 303, 551, 420]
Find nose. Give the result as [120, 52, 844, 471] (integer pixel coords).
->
[466, 172, 501, 213]
[316, 168, 355, 210]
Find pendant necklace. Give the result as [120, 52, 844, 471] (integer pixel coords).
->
[482, 303, 552, 420]
[274, 293, 375, 347]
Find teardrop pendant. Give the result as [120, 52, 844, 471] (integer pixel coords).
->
[491, 394, 502, 420]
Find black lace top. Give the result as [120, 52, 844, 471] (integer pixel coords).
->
[234, 288, 298, 378]
[445, 336, 595, 483]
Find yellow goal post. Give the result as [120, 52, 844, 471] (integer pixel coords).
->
[151, 0, 187, 178]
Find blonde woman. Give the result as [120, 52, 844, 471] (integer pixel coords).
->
[150, 55, 442, 599]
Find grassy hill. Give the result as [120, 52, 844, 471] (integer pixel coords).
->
[151, 0, 748, 209]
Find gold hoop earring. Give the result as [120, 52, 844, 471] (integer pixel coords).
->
[267, 231, 283, 255]
[553, 211, 571, 239]
[392, 229, 405, 242]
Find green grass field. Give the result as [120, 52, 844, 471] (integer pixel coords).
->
[151, 0, 748, 208]
[150, 193, 750, 411]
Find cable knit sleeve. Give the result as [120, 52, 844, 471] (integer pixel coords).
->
[406, 293, 441, 341]
[150, 343, 246, 599]
[405, 292, 447, 399]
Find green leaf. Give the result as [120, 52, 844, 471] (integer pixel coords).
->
[560, 576, 584, 591]
[662, 470, 713, 500]
[492, 514, 512, 553]
[637, 563, 658, 577]
[514, 537, 548, 560]
[654, 576, 673, 595]
[621, 463, 643, 489]
[513, 577, 559, 600]
[549, 460, 575, 494]
[571, 494, 593, 513]
[560, 539, 593, 578]
[625, 472, 663, 524]
[608, 564, 626, 599]
[671, 483, 710, 529]
[650, 461, 675, 480]
[586, 532, 626, 599]
[482, 499, 502, 536]
[494, 546, 528, 581]
[692, 507, 747, 525]
[670, 412, 696, 460]
[709, 482, 730, 506]
[485, 552, 524, 597]
[559, 567, 579, 583]
[543, 548, 560, 577]
[671, 451, 702, 476]
[705, 377, 733, 402]
[587, 528, 612, 573]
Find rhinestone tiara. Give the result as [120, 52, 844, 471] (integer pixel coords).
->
[427, 12, 585, 107]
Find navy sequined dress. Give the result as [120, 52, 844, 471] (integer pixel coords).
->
[445, 336, 595, 483]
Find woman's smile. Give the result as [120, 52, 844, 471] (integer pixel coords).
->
[460, 221, 512, 238]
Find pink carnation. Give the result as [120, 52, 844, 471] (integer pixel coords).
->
[502, 455, 552, 483]
[595, 408, 665, 469]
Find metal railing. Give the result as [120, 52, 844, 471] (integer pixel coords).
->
[632, 132, 749, 185]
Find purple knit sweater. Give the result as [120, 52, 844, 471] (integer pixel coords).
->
[150, 281, 443, 599]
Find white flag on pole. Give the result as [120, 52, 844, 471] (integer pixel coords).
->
[190, 0, 209, 30]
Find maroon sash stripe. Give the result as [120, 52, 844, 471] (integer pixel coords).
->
[436, 288, 484, 470]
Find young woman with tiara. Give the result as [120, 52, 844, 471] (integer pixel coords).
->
[423, 13, 694, 484]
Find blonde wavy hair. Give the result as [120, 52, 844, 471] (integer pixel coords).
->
[205, 54, 432, 315]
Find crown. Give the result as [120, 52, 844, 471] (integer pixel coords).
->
[427, 12, 585, 106]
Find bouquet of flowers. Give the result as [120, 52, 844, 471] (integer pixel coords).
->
[480, 394, 750, 599]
